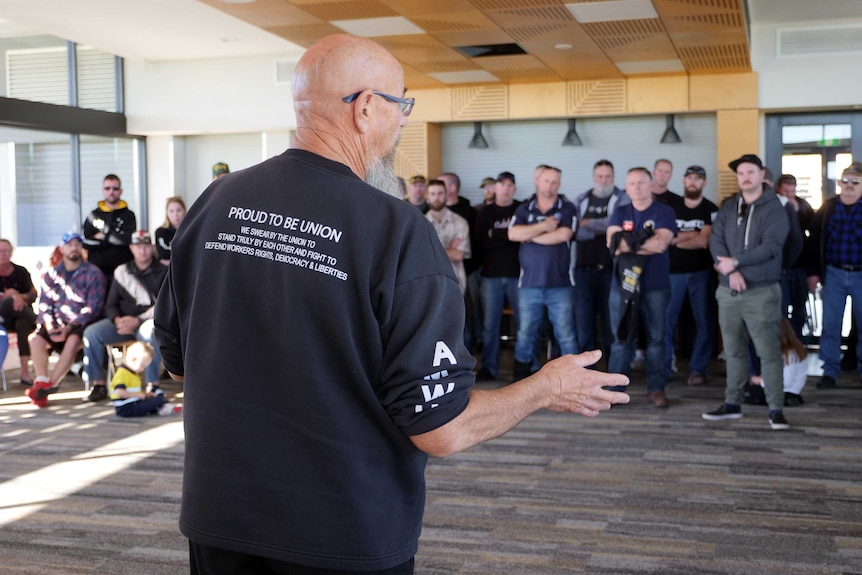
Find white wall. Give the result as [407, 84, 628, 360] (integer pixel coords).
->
[124, 53, 298, 135]
[752, 19, 862, 110]
[442, 115, 718, 206]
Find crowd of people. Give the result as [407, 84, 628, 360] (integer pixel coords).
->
[406, 156, 862, 431]
[0, 169, 198, 417]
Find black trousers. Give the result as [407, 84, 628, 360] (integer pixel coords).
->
[189, 541, 414, 575]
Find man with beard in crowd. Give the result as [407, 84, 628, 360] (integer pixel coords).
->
[155, 34, 629, 575]
[665, 166, 718, 386]
[572, 159, 629, 363]
[425, 179, 471, 294]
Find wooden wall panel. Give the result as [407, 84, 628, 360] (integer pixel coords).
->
[716, 109, 759, 201]
[396, 122, 442, 183]
[452, 85, 509, 120]
[566, 80, 626, 116]
[690, 72, 758, 111]
[508, 83, 566, 118]
[626, 75, 689, 114]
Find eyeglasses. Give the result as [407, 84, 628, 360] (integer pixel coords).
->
[103, 185, 121, 191]
[841, 177, 862, 185]
[342, 90, 415, 117]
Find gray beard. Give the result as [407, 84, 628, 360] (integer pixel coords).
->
[366, 137, 403, 199]
[592, 184, 614, 198]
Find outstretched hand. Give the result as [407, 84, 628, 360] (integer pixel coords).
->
[538, 350, 630, 416]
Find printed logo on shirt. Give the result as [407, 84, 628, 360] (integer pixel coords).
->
[416, 341, 458, 413]
[622, 220, 634, 232]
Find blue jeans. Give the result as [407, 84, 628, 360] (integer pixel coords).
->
[480, 276, 520, 377]
[115, 389, 166, 417]
[464, 269, 483, 351]
[608, 285, 669, 392]
[781, 267, 808, 339]
[0, 326, 8, 370]
[665, 270, 714, 376]
[819, 266, 862, 379]
[83, 318, 162, 385]
[514, 287, 578, 364]
[574, 267, 613, 359]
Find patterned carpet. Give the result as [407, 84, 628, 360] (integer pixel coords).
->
[0, 359, 860, 575]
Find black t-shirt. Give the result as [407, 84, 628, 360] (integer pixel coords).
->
[0, 263, 34, 295]
[155, 150, 474, 570]
[653, 190, 682, 209]
[475, 202, 520, 278]
[576, 194, 613, 268]
[669, 197, 718, 273]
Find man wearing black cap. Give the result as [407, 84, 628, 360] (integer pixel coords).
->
[704, 154, 790, 430]
[26, 232, 106, 406]
[405, 174, 428, 213]
[806, 162, 862, 389]
[474, 171, 521, 380]
[81, 230, 168, 402]
[665, 166, 717, 386]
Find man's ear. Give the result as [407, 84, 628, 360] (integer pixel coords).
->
[351, 90, 374, 135]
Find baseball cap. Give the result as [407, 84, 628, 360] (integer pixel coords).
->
[684, 165, 707, 178]
[61, 232, 83, 245]
[728, 154, 763, 172]
[409, 174, 426, 184]
[131, 230, 152, 245]
[497, 171, 515, 184]
[212, 162, 230, 178]
[843, 162, 862, 176]
[480, 177, 497, 188]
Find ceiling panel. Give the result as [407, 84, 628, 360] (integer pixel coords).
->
[197, 0, 752, 87]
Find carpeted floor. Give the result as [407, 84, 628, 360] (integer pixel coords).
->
[0, 357, 860, 574]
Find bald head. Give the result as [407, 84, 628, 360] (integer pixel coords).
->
[293, 35, 404, 130]
[291, 34, 408, 196]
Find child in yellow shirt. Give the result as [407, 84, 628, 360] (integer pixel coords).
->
[110, 342, 181, 417]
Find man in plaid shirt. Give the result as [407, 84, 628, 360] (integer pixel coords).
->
[807, 162, 862, 389]
[26, 232, 106, 406]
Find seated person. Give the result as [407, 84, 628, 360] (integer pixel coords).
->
[110, 341, 181, 417]
[0, 238, 38, 385]
[26, 233, 106, 407]
[82, 230, 167, 402]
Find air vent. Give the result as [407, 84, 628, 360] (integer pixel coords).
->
[454, 43, 527, 58]
[778, 25, 862, 57]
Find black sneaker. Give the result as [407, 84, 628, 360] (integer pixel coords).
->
[83, 385, 108, 402]
[784, 392, 803, 407]
[817, 375, 836, 389]
[702, 404, 742, 421]
[769, 410, 790, 430]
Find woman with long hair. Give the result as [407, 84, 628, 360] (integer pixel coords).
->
[155, 196, 187, 266]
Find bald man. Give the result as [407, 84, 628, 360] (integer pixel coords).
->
[155, 34, 629, 574]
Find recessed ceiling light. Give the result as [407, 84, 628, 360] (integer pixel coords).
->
[427, 70, 500, 84]
[555, 43, 573, 50]
[615, 59, 685, 74]
[565, 0, 658, 23]
[331, 17, 423, 37]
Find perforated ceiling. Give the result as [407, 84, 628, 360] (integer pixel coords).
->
[200, 0, 750, 88]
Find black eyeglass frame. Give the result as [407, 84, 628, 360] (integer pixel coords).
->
[342, 90, 415, 117]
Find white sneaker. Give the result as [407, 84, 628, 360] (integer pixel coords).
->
[158, 403, 182, 416]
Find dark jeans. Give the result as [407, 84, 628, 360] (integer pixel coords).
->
[573, 266, 613, 360]
[189, 541, 414, 575]
[0, 297, 37, 357]
[780, 267, 808, 338]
